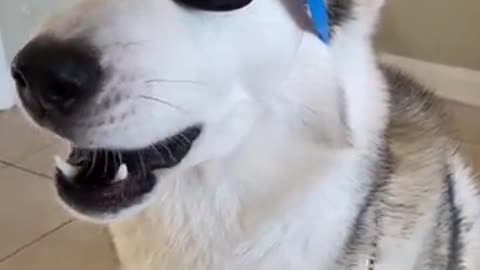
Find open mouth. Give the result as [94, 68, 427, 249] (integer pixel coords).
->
[54, 126, 202, 218]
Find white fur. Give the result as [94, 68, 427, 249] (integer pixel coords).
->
[450, 154, 480, 269]
[23, 0, 479, 269]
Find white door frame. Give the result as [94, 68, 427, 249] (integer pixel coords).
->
[0, 30, 16, 110]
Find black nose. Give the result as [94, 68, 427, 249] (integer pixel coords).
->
[11, 36, 102, 117]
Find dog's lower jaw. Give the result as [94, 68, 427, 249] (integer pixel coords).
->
[109, 138, 373, 270]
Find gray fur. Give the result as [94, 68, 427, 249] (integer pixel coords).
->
[328, 0, 354, 28]
[334, 66, 468, 269]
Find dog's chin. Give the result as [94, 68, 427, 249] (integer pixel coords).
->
[54, 126, 202, 223]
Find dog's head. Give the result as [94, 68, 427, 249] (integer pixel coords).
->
[11, 0, 384, 222]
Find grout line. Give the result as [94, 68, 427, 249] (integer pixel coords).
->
[13, 141, 58, 164]
[0, 160, 51, 179]
[0, 220, 74, 264]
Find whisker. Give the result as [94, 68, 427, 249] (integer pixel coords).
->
[119, 152, 124, 164]
[88, 150, 97, 176]
[137, 95, 189, 114]
[171, 136, 183, 150]
[160, 141, 177, 164]
[172, 135, 186, 149]
[98, 41, 147, 50]
[302, 104, 322, 116]
[178, 133, 193, 147]
[138, 152, 147, 178]
[104, 150, 108, 176]
[144, 79, 208, 87]
[114, 151, 121, 169]
[149, 145, 167, 165]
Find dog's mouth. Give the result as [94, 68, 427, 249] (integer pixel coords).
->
[54, 126, 202, 219]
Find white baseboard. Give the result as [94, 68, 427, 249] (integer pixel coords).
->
[381, 54, 480, 107]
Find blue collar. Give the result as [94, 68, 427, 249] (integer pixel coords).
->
[305, 0, 330, 43]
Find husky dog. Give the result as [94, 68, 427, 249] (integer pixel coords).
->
[10, 0, 480, 269]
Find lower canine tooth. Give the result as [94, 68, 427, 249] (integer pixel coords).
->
[54, 155, 79, 178]
[114, 164, 128, 182]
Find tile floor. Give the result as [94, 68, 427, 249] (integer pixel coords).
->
[0, 108, 118, 270]
[0, 101, 479, 269]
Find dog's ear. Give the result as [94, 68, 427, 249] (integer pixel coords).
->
[328, 0, 386, 38]
[174, 0, 253, 11]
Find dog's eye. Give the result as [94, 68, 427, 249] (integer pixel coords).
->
[174, 0, 253, 11]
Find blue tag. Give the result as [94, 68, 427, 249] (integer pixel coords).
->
[305, 0, 330, 43]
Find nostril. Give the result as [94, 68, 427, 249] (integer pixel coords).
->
[45, 79, 80, 108]
[11, 66, 28, 90]
[11, 36, 103, 115]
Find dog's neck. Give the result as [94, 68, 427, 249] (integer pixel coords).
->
[110, 25, 389, 269]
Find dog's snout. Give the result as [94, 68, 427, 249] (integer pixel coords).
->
[11, 36, 102, 117]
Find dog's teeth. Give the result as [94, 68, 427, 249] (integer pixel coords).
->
[54, 155, 79, 178]
[114, 164, 128, 182]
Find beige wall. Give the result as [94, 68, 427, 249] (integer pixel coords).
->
[377, 0, 480, 70]
[1, 0, 478, 70]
